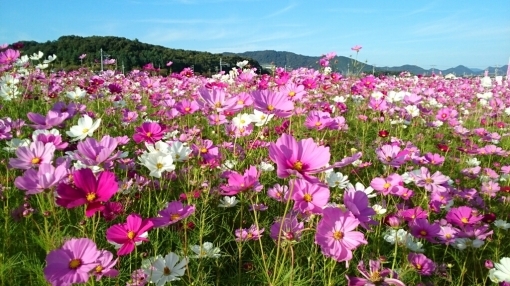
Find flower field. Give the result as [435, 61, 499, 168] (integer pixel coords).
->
[1, 46, 510, 285]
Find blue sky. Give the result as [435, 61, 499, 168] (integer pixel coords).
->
[1, 0, 509, 70]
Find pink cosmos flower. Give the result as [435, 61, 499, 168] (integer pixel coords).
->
[370, 173, 403, 196]
[220, 165, 262, 195]
[44, 238, 101, 285]
[106, 213, 153, 256]
[347, 259, 405, 286]
[270, 213, 304, 242]
[408, 253, 436, 276]
[409, 218, 441, 243]
[351, 45, 362, 52]
[0, 49, 20, 65]
[133, 122, 167, 144]
[56, 168, 118, 217]
[267, 183, 290, 202]
[175, 99, 200, 115]
[315, 207, 367, 262]
[197, 87, 237, 112]
[252, 89, 294, 117]
[375, 144, 409, 167]
[73, 135, 122, 168]
[235, 224, 264, 241]
[304, 110, 334, 130]
[34, 132, 68, 150]
[269, 133, 361, 183]
[27, 110, 68, 130]
[291, 178, 330, 214]
[92, 250, 119, 281]
[445, 206, 483, 227]
[279, 82, 306, 102]
[343, 190, 377, 230]
[9, 141, 56, 170]
[411, 167, 449, 192]
[151, 201, 196, 228]
[15, 162, 68, 195]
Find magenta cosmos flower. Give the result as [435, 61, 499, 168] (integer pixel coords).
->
[220, 165, 262, 195]
[269, 133, 361, 183]
[133, 121, 167, 144]
[56, 168, 118, 217]
[408, 253, 436, 276]
[106, 213, 153, 256]
[151, 201, 196, 228]
[315, 207, 367, 262]
[44, 238, 101, 285]
[445, 206, 483, 227]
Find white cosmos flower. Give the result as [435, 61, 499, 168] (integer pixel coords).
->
[36, 63, 49, 70]
[232, 113, 252, 128]
[490, 257, 510, 283]
[30, 51, 44, 61]
[372, 204, 387, 215]
[345, 182, 376, 198]
[494, 220, 510, 230]
[249, 110, 274, 127]
[144, 252, 188, 285]
[138, 152, 175, 178]
[405, 105, 420, 117]
[3, 138, 31, 153]
[465, 157, 481, 167]
[218, 196, 239, 208]
[168, 141, 191, 162]
[66, 114, 101, 141]
[259, 161, 274, 172]
[43, 54, 57, 64]
[66, 87, 87, 100]
[190, 242, 222, 258]
[326, 172, 350, 189]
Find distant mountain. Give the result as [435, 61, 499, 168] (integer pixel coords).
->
[225, 50, 507, 77]
[223, 50, 375, 74]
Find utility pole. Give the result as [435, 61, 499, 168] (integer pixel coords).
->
[219, 58, 228, 73]
[101, 48, 103, 72]
[372, 64, 376, 75]
[430, 65, 436, 75]
[495, 65, 499, 76]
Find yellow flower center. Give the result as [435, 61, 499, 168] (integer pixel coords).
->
[415, 263, 422, 270]
[146, 132, 152, 137]
[425, 178, 433, 184]
[315, 122, 322, 127]
[170, 213, 181, 221]
[383, 182, 391, 189]
[237, 100, 244, 105]
[288, 91, 296, 97]
[419, 230, 427, 236]
[31, 157, 41, 164]
[95, 265, 104, 273]
[185, 107, 191, 112]
[86, 192, 96, 202]
[267, 105, 275, 111]
[82, 128, 89, 134]
[303, 193, 312, 202]
[293, 161, 303, 171]
[69, 258, 82, 269]
[127, 231, 136, 240]
[461, 217, 469, 224]
[333, 230, 344, 240]
[156, 163, 163, 170]
[200, 148, 208, 153]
